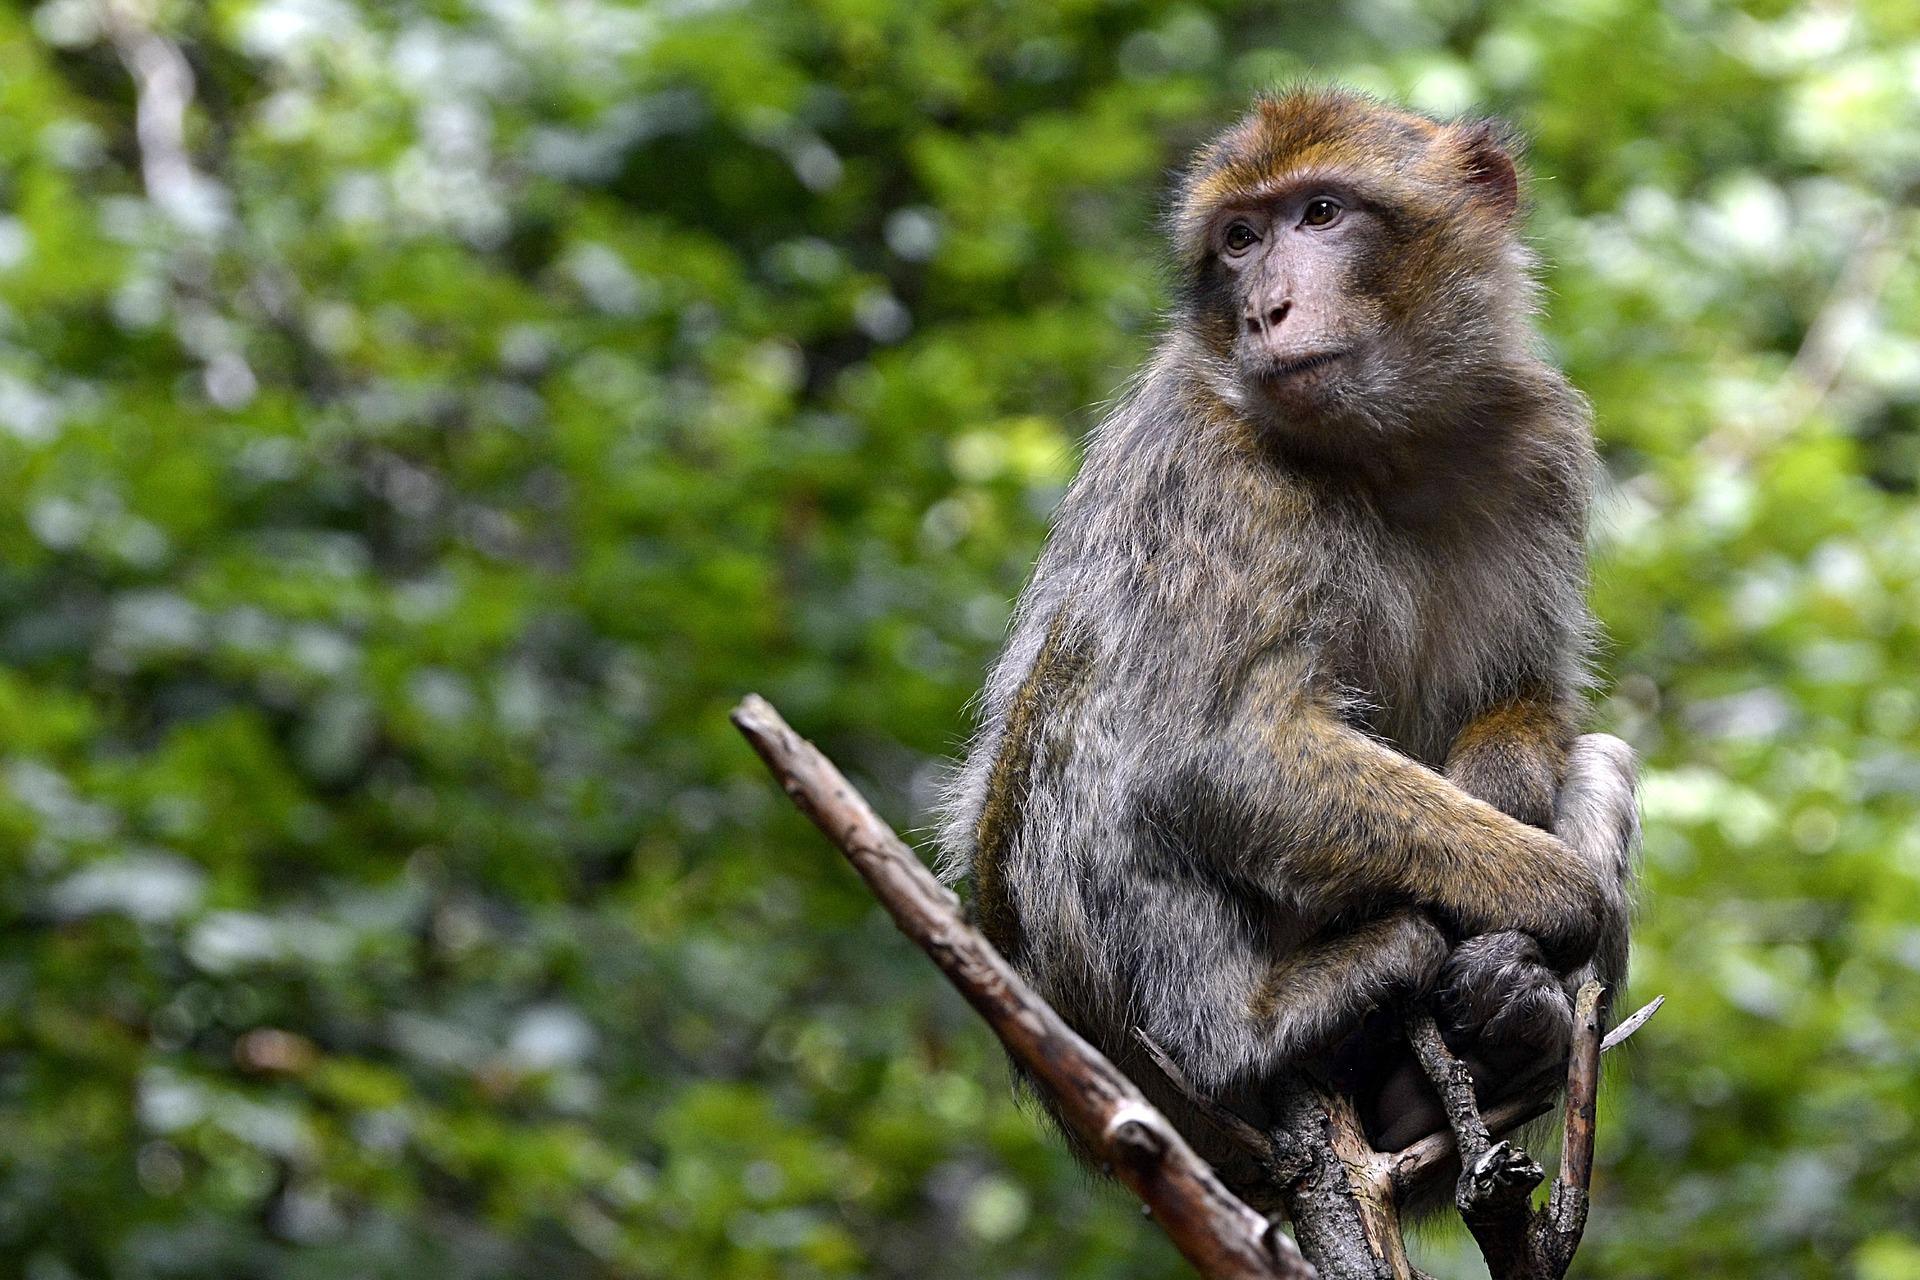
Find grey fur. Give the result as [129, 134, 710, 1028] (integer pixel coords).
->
[937, 91, 1639, 1189]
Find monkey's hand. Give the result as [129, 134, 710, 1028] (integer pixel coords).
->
[1368, 929, 1576, 1153]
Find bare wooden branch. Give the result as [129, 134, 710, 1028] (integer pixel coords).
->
[1779, 204, 1916, 417]
[731, 695, 1313, 1280]
[1406, 1016, 1542, 1279]
[1400, 982, 1618, 1280]
[101, 0, 231, 232]
[1274, 1079, 1411, 1280]
[1602, 993, 1664, 1052]
[1388, 993, 1661, 1194]
[1405, 1016, 1492, 1167]
[1538, 982, 1606, 1275]
[1703, 195, 1917, 461]
[1145, 986, 1661, 1280]
[1135, 1032, 1424, 1280]
[1134, 1029, 1305, 1188]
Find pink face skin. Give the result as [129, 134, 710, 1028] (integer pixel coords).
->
[1211, 187, 1375, 417]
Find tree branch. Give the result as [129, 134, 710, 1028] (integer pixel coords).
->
[1538, 982, 1606, 1275]
[1407, 1015, 1543, 1279]
[1387, 993, 1660, 1195]
[1275, 1078, 1417, 1280]
[1133, 1029, 1306, 1189]
[1402, 983, 1612, 1280]
[731, 695, 1313, 1280]
[101, 0, 229, 234]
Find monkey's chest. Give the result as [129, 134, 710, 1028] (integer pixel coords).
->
[1326, 555, 1538, 765]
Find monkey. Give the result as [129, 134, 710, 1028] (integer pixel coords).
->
[937, 88, 1639, 1200]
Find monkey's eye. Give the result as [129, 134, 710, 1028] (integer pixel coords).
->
[1301, 197, 1343, 228]
[1223, 222, 1259, 254]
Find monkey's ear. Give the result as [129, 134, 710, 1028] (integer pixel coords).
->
[1454, 120, 1520, 222]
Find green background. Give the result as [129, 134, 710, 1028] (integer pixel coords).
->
[1, 1, 1917, 1276]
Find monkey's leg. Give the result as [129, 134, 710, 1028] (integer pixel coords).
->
[1438, 708, 1635, 1060]
[1443, 692, 1576, 831]
[1439, 733, 1639, 1051]
[1553, 732, 1640, 995]
[1250, 910, 1450, 1068]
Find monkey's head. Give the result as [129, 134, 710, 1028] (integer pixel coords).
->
[1173, 89, 1538, 455]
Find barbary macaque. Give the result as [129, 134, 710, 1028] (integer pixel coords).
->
[939, 88, 1638, 1192]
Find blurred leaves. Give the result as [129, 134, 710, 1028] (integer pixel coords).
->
[0, 0, 1915, 1277]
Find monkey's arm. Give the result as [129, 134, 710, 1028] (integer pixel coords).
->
[1188, 689, 1619, 966]
[1307, 731, 1638, 1156]
[1442, 693, 1577, 830]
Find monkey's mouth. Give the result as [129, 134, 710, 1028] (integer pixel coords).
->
[1261, 352, 1346, 381]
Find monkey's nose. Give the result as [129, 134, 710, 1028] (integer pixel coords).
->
[1245, 299, 1292, 337]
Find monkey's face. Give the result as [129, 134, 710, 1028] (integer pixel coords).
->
[1206, 188, 1382, 426]
[1174, 91, 1532, 456]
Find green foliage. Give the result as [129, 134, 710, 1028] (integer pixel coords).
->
[0, 1, 1916, 1276]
